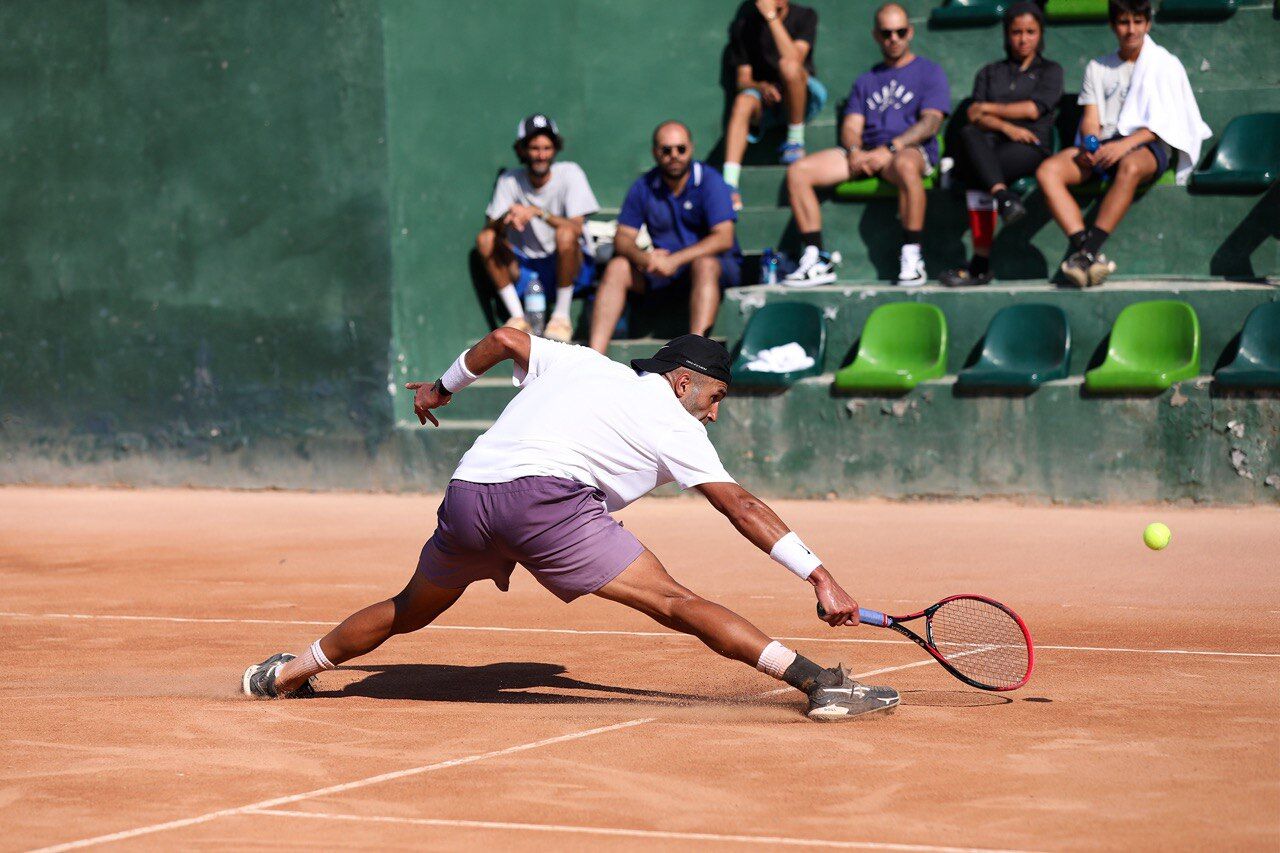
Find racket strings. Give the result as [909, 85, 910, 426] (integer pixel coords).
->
[927, 598, 1030, 689]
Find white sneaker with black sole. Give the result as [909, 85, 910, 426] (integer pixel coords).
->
[783, 246, 839, 287]
[897, 251, 927, 287]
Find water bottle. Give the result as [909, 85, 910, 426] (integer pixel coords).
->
[767, 251, 779, 285]
[1083, 135, 1100, 154]
[524, 273, 546, 337]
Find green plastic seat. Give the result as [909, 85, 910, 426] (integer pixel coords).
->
[1045, 0, 1109, 19]
[1159, 0, 1237, 20]
[1084, 300, 1201, 393]
[834, 138, 945, 199]
[730, 302, 826, 389]
[956, 305, 1071, 392]
[833, 303, 948, 392]
[1214, 302, 1280, 389]
[930, 0, 1008, 27]
[1190, 113, 1280, 195]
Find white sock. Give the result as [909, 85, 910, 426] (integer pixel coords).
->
[498, 283, 523, 318]
[552, 285, 573, 320]
[722, 161, 742, 188]
[902, 243, 922, 259]
[277, 639, 336, 686]
[755, 640, 798, 679]
[787, 123, 805, 146]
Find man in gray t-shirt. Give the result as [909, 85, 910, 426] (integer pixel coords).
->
[476, 114, 600, 343]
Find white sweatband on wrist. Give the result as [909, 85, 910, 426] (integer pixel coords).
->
[439, 349, 478, 394]
[770, 531, 822, 580]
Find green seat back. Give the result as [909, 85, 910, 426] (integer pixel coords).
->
[1085, 300, 1201, 393]
[1191, 113, 1280, 195]
[1215, 302, 1280, 389]
[957, 305, 1071, 391]
[1045, 0, 1110, 19]
[930, 0, 1008, 27]
[1158, 0, 1237, 20]
[833, 303, 948, 391]
[730, 302, 826, 388]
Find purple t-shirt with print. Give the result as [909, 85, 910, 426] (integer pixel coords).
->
[844, 56, 951, 165]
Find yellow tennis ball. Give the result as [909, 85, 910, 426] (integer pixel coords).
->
[1143, 522, 1171, 551]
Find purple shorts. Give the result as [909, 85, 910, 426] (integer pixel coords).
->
[418, 477, 645, 603]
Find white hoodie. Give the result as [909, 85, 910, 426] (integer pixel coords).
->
[1116, 34, 1212, 185]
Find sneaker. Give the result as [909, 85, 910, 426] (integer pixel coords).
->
[783, 246, 838, 287]
[730, 189, 744, 212]
[779, 141, 806, 165]
[1059, 250, 1092, 288]
[503, 316, 531, 333]
[806, 664, 900, 722]
[996, 194, 1027, 226]
[1087, 253, 1116, 288]
[897, 252, 927, 287]
[544, 316, 573, 343]
[939, 267, 993, 288]
[242, 652, 317, 699]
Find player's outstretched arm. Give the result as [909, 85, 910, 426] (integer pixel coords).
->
[696, 482, 860, 626]
[404, 327, 532, 426]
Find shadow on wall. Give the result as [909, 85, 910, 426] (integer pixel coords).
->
[1210, 185, 1280, 281]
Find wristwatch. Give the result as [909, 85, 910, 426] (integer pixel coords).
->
[887, 141, 899, 154]
[537, 208, 550, 221]
[764, 10, 778, 21]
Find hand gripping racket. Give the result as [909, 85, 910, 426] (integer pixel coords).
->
[817, 595, 1034, 691]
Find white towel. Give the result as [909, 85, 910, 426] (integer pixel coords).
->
[1115, 34, 1212, 185]
[744, 342, 815, 373]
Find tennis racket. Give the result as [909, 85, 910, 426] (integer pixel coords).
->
[817, 595, 1034, 691]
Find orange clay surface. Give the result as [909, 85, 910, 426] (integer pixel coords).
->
[2, 486, 1278, 852]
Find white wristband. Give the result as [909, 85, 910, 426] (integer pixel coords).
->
[439, 349, 478, 394]
[770, 531, 822, 580]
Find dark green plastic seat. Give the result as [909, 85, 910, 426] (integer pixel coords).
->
[1214, 302, 1280, 389]
[1158, 0, 1237, 20]
[730, 302, 826, 389]
[1045, 0, 1109, 19]
[930, 0, 1008, 27]
[833, 303, 948, 392]
[1190, 113, 1280, 195]
[834, 138, 945, 199]
[1084, 301, 1201, 393]
[956, 305, 1071, 392]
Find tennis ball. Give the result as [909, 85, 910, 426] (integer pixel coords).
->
[1143, 522, 1171, 551]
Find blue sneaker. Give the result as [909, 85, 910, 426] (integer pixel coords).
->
[779, 141, 806, 165]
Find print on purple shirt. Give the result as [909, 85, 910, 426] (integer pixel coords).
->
[843, 56, 951, 166]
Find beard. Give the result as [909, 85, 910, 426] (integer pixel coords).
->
[661, 159, 690, 181]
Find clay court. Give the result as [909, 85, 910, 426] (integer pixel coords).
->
[2, 486, 1276, 851]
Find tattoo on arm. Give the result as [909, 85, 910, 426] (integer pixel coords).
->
[894, 111, 944, 149]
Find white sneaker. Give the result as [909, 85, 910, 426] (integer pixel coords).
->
[897, 251, 926, 287]
[783, 246, 838, 288]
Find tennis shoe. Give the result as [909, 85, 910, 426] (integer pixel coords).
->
[779, 141, 806, 165]
[897, 252, 926, 287]
[242, 652, 317, 699]
[503, 316, 531, 333]
[806, 665, 899, 722]
[1060, 250, 1094, 288]
[1087, 253, 1116, 288]
[544, 316, 573, 343]
[783, 246, 838, 287]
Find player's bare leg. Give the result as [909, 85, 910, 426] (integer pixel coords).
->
[594, 550, 899, 720]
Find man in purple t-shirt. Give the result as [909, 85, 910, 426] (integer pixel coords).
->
[783, 3, 950, 287]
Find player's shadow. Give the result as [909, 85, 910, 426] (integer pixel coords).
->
[899, 689, 1013, 708]
[326, 661, 709, 706]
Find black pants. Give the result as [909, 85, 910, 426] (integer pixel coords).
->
[958, 124, 1047, 192]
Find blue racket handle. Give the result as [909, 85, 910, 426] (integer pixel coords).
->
[816, 603, 892, 627]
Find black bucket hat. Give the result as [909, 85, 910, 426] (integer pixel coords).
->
[631, 334, 732, 385]
[514, 113, 563, 150]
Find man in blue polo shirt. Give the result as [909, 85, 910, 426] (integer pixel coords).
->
[588, 120, 743, 354]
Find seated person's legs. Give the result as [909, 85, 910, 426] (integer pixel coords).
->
[782, 147, 851, 286]
[589, 255, 645, 354]
[723, 91, 765, 207]
[475, 226, 527, 330]
[687, 253, 741, 337]
[879, 146, 930, 286]
[547, 223, 589, 342]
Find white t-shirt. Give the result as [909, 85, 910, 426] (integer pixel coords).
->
[1079, 51, 1136, 141]
[452, 338, 735, 511]
[484, 162, 600, 260]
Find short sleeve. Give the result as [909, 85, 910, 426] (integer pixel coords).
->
[794, 8, 817, 46]
[971, 64, 992, 103]
[561, 163, 600, 219]
[726, 5, 750, 68]
[1033, 61, 1064, 116]
[843, 75, 869, 117]
[921, 62, 951, 116]
[617, 179, 647, 231]
[653, 424, 736, 490]
[484, 173, 517, 222]
[701, 169, 737, 228]
[1078, 61, 1100, 106]
[513, 337, 603, 387]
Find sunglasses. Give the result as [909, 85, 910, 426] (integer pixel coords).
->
[658, 144, 689, 156]
[878, 27, 909, 40]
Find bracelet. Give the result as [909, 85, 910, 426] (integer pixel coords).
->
[439, 350, 478, 395]
[769, 531, 823, 580]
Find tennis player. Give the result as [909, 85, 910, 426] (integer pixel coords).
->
[242, 330, 899, 721]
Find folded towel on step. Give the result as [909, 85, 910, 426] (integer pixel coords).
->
[744, 342, 815, 373]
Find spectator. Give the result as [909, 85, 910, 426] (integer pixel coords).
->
[940, 2, 1062, 288]
[1035, 0, 1210, 288]
[477, 114, 600, 341]
[722, 0, 825, 209]
[589, 121, 743, 354]
[783, 3, 949, 288]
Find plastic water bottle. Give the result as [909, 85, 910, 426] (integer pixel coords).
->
[766, 250, 780, 285]
[524, 273, 546, 337]
[1083, 135, 1100, 154]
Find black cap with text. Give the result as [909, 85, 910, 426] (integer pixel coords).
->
[631, 334, 732, 386]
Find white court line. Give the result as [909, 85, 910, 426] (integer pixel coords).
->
[28, 718, 653, 852]
[4, 610, 1278, 659]
[245, 808, 1038, 853]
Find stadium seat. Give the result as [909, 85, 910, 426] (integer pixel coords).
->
[1084, 300, 1201, 393]
[1044, 0, 1110, 20]
[1158, 0, 1237, 20]
[730, 302, 826, 389]
[956, 305, 1071, 392]
[834, 139, 945, 199]
[1190, 113, 1280, 195]
[833, 303, 948, 392]
[1214, 302, 1280, 389]
[930, 0, 1008, 27]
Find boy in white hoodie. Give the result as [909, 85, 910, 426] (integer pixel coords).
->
[1035, 0, 1209, 288]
